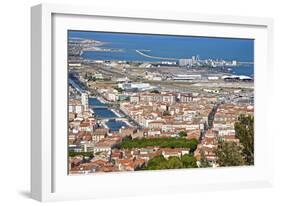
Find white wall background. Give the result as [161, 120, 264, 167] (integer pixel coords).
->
[0, 0, 280, 205]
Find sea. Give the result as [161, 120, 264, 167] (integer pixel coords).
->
[69, 31, 254, 77]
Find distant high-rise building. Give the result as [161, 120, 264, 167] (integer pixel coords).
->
[179, 59, 192, 66]
[192, 56, 196, 64]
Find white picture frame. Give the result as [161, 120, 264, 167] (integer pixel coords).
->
[31, 3, 274, 202]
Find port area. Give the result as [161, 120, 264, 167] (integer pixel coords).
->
[70, 61, 254, 92]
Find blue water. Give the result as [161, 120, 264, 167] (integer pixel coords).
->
[68, 73, 86, 92]
[88, 98, 127, 131]
[230, 65, 253, 76]
[92, 108, 117, 119]
[88, 98, 115, 118]
[106, 119, 127, 132]
[69, 31, 254, 76]
[88, 98, 105, 106]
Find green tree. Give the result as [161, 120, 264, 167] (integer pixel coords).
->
[150, 89, 160, 94]
[163, 111, 171, 116]
[120, 138, 198, 150]
[199, 149, 211, 168]
[123, 135, 132, 141]
[166, 156, 183, 169]
[68, 151, 93, 158]
[114, 87, 124, 93]
[235, 115, 254, 165]
[144, 154, 198, 170]
[181, 154, 197, 168]
[145, 155, 167, 170]
[178, 131, 187, 138]
[216, 141, 245, 167]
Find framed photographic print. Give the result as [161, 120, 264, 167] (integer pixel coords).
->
[31, 3, 274, 201]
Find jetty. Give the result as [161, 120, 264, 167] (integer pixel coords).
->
[135, 49, 178, 61]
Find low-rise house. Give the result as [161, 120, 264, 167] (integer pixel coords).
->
[111, 151, 122, 161]
[130, 95, 140, 104]
[69, 112, 76, 121]
[93, 128, 108, 142]
[119, 127, 136, 138]
[147, 129, 162, 137]
[131, 129, 145, 139]
[68, 133, 76, 145]
[161, 148, 190, 159]
[139, 150, 162, 163]
[69, 156, 83, 169]
[69, 99, 83, 114]
[90, 156, 110, 163]
[81, 141, 95, 152]
[76, 131, 92, 141]
[117, 158, 145, 171]
[100, 165, 115, 172]
[219, 135, 240, 144]
[204, 129, 218, 139]
[194, 144, 218, 166]
[162, 93, 176, 105]
[187, 129, 201, 140]
[93, 138, 118, 153]
[69, 162, 99, 174]
[117, 158, 135, 171]
[180, 94, 193, 103]
[148, 120, 165, 130]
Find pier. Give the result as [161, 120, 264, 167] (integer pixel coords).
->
[136, 49, 178, 61]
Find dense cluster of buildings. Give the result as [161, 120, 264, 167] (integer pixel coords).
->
[119, 92, 215, 138]
[194, 104, 253, 165]
[70, 146, 195, 174]
[68, 78, 254, 173]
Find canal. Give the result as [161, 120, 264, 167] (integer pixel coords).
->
[68, 73, 129, 132]
[89, 97, 128, 132]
